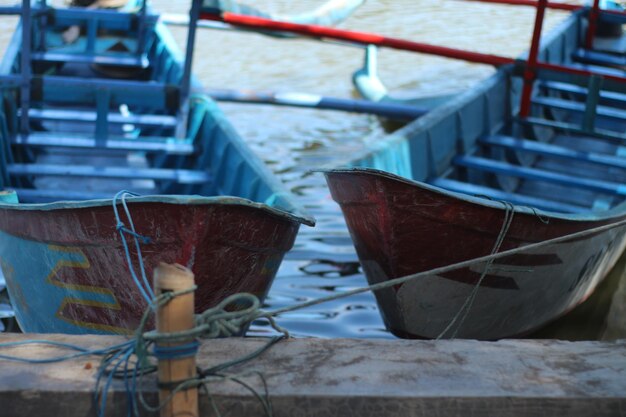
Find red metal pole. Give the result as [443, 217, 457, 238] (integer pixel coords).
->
[199, 11, 626, 86]
[519, 0, 548, 118]
[204, 12, 516, 67]
[585, 0, 601, 49]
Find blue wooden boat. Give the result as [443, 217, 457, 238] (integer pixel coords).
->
[325, 6, 626, 339]
[0, 0, 313, 334]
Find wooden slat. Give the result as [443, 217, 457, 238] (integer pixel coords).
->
[31, 52, 149, 68]
[532, 96, 626, 121]
[13, 133, 193, 154]
[8, 163, 211, 184]
[538, 81, 626, 107]
[572, 49, 626, 68]
[453, 155, 626, 195]
[516, 117, 626, 142]
[533, 65, 626, 94]
[480, 135, 626, 169]
[27, 108, 177, 128]
[430, 177, 586, 213]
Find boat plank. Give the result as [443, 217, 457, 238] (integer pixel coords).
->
[430, 177, 587, 213]
[480, 135, 626, 169]
[13, 133, 194, 154]
[453, 155, 626, 196]
[7, 163, 212, 184]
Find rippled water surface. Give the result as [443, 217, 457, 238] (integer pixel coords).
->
[0, 0, 624, 339]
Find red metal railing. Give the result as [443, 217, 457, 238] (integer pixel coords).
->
[200, 12, 515, 67]
[585, 0, 601, 48]
[519, 0, 547, 117]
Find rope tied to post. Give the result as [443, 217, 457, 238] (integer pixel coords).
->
[113, 190, 154, 304]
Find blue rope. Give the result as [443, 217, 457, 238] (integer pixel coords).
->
[152, 341, 200, 360]
[112, 190, 154, 304]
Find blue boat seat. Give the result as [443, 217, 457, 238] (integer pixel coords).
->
[516, 117, 626, 142]
[33, 75, 180, 112]
[532, 96, 626, 121]
[7, 163, 211, 184]
[479, 135, 626, 169]
[453, 155, 626, 196]
[31, 52, 149, 69]
[538, 81, 626, 108]
[572, 49, 626, 68]
[27, 108, 177, 129]
[430, 177, 586, 213]
[534, 65, 626, 95]
[13, 133, 194, 154]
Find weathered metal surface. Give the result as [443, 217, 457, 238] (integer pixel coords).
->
[0, 335, 625, 417]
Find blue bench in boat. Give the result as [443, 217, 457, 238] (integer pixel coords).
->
[12, 132, 194, 154]
[27, 75, 183, 149]
[538, 81, 626, 108]
[430, 177, 586, 213]
[532, 96, 626, 121]
[7, 163, 211, 184]
[453, 155, 626, 196]
[33, 75, 180, 111]
[531, 64, 626, 95]
[516, 117, 626, 143]
[479, 135, 626, 170]
[31, 51, 150, 68]
[33, 8, 158, 68]
[572, 49, 626, 68]
[27, 108, 177, 129]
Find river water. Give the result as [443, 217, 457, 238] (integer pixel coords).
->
[0, 0, 624, 339]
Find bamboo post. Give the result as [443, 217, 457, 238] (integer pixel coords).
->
[154, 263, 198, 417]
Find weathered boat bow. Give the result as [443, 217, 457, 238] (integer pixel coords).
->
[0, 0, 313, 335]
[325, 168, 626, 339]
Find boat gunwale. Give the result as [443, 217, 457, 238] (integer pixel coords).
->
[0, 193, 314, 225]
[323, 165, 626, 224]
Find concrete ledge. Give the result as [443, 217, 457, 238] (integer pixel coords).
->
[0, 334, 625, 417]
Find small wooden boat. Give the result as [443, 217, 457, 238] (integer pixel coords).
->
[325, 6, 626, 339]
[0, 0, 313, 334]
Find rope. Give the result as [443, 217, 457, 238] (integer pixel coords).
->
[112, 190, 154, 304]
[436, 201, 515, 339]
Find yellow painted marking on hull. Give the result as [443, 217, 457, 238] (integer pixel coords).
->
[46, 245, 126, 332]
[57, 298, 130, 334]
